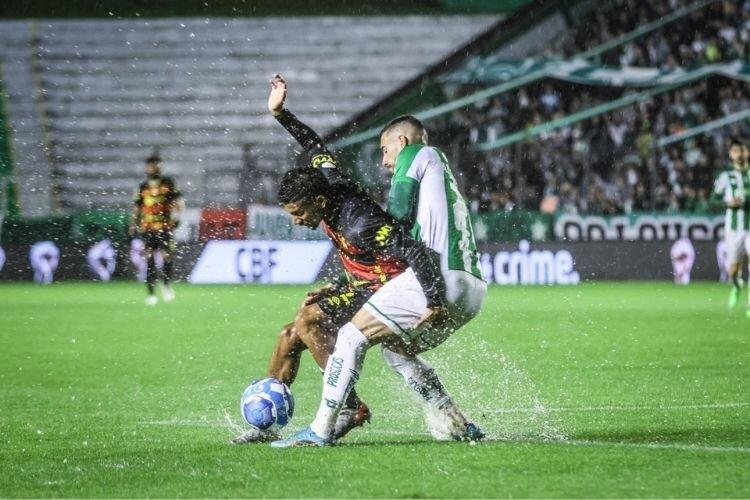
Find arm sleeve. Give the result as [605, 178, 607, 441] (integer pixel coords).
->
[387, 145, 425, 227]
[275, 108, 332, 159]
[710, 173, 725, 207]
[133, 184, 143, 207]
[274, 108, 353, 186]
[344, 206, 445, 308]
[163, 177, 182, 202]
[387, 178, 419, 228]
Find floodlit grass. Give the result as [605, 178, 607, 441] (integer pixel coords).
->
[0, 281, 748, 498]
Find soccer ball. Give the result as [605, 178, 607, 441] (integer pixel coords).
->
[240, 378, 294, 431]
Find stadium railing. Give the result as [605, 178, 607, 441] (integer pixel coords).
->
[329, 0, 721, 150]
[474, 62, 750, 151]
[655, 108, 750, 149]
[0, 59, 19, 228]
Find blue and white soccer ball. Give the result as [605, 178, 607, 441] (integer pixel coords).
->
[240, 378, 295, 431]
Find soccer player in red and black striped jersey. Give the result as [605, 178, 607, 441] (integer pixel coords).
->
[129, 155, 184, 305]
[233, 75, 484, 446]
[233, 75, 446, 444]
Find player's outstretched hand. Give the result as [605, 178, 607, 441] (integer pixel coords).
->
[304, 283, 335, 306]
[268, 74, 287, 116]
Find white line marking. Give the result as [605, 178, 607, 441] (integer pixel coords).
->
[341, 431, 750, 453]
[477, 402, 750, 414]
[141, 402, 750, 427]
[141, 402, 750, 454]
[562, 439, 750, 454]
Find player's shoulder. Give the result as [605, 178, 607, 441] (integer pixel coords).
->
[396, 144, 427, 166]
[395, 144, 443, 174]
[310, 152, 337, 170]
[340, 196, 391, 237]
[159, 175, 177, 185]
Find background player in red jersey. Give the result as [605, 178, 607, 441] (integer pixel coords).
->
[129, 155, 184, 305]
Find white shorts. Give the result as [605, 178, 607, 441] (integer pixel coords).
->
[725, 230, 749, 265]
[363, 268, 487, 351]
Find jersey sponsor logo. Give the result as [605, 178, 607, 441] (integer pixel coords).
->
[326, 289, 355, 307]
[375, 224, 393, 247]
[311, 154, 336, 169]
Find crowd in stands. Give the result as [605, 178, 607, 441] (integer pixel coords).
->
[423, 0, 750, 215]
[555, 0, 749, 67]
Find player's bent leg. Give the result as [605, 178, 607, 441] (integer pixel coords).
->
[294, 303, 336, 371]
[273, 312, 390, 447]
[726, 232, 745, 308]
[294, 302, 371, 439]
[160, 243, 176, 301]
[728, 262, 742, 308]
[381, 345, 484, 442]
[267, 323, 305, 385]
[145, 248, 158, 305]
[308, 320, 375, 440]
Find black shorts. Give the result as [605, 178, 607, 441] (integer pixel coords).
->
[142, 230, 175, 252]
[316, 284, 374, 329]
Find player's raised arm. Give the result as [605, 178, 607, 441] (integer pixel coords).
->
[268, 74, 332, 158]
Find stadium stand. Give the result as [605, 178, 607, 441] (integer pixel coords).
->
[0, 16, 498, 215]
[0, 72, 18, 221]
[449, 0, 750, 214]
[330, 0, 750, 215]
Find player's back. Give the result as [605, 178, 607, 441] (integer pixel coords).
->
[390, 144, 481, 279]
[322, 191, 407, 287]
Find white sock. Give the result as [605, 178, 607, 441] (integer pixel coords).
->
[381, 348, 452, 409]
[310, 323, 369, 438]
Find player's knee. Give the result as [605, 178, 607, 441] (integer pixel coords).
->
[277, 324, 303, 352]
[294, 303, 322, 331]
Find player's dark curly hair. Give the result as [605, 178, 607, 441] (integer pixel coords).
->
[278, 167, 330, 204]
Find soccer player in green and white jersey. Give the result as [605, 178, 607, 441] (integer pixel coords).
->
[376, 115, 488, 439]
[380, 116, 483, 282]
[712, 139, 750, 312]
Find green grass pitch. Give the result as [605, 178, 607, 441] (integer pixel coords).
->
[0, 281, 748, 498]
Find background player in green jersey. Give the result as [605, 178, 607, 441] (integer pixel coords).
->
[712, 139, 750, 313]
